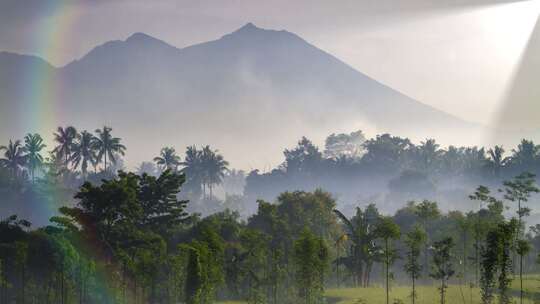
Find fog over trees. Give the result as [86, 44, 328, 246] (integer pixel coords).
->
[0, 126, 540, 303]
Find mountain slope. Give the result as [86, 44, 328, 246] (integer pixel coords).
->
[0, 23, 481, 168]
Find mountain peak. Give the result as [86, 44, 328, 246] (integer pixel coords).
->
[231, 22, 271, 35]
[240, 22, 258, 30]
[220, 22, 303, 44]
[126, 32, 161, 43]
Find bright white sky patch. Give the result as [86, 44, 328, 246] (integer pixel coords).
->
[314, 0, 540, 126]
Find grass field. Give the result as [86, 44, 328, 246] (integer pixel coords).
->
[218, 275, 540, 304]
[327, 275, 540, 304]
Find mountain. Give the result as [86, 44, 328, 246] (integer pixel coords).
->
[0, 23, 481, 168]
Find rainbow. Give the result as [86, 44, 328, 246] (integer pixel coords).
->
[11, 5, 121, 298]
[12, 3, 80, 217]
[18, 2, 81, 138]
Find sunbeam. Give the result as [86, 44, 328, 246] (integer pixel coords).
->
[490, 0, 540, 145]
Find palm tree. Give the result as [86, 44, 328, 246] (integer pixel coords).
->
[181, 145, 204, 198]
[94, 126, 126, 172]
[52, 126, 78, 167]
[71, 130, 97, 179]
[201, 145, 229, 198]
[153, 147, 181, 172]
[416, 138, 443, 173]
[487, 145, 509, 177]
[23, 133, 46, 183]
[333, 205, 380, 287]
[0, 140, 27, 179]
[510, 139, 539, 173]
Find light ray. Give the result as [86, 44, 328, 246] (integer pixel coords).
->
[490, 0, 540, 145]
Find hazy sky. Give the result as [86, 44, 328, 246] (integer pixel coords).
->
[0, 0, 538, 126]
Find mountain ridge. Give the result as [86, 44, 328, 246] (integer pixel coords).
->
[0, 23, 483, 169]
[2, 24, 473, 126]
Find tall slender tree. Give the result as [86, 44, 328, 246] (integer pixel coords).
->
[153, 147, 181, 172]
[375, 216, 401, 304]
[516, 239, 531, 304]
[70, 130, 96, 180]
[23, 133, 46, 183]
[502, 172, 539, 278]
[430, 237, 455, 304]
[414, 200, 440, 280]
[404, 225, 426, 304]
[181, 145, 204, 198]
[503, 172, 539, 236]
[52, 126, 77, 167]
[93, 126, 126, 172]
[0, 140, 27, 179]
[201, 145, 229, 198]
[469, 186, 500, 284]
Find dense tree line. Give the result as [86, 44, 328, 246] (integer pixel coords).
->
[1, 171, 540, 303]
[245, 132, 540, 215]
[2, 127, 540, 303]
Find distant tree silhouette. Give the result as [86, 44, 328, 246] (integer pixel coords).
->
[93, 126, 126, 172]
[23, 133, 46, 183]
[70, 130, 97, 179]
[52, 126, 77, 167]
[0, 139, 27, 179]
[154, 147, 181, 172]
[487, 146, 509, 178]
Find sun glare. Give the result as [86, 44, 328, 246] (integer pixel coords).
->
[476, 0, 540, 67]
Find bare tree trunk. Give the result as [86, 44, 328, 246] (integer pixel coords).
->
[520, 253, 523, 304]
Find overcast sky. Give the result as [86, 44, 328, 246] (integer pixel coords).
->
[0, 0, 538, 126]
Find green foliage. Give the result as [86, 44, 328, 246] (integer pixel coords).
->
[375, 216, 401, 304]
[430, 237, 455, 304]
[404, 225, 426, 303]
[180, 145, 229, 200]
[184, 245, 203, 304]
[480, 220, 518, 304]
[334, 204, 380, 287]
[3, 125, 540, 304]
[503, 172, 539, 231]
[294, 229, 329, 304]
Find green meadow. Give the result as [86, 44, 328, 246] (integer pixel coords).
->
[219, 276, 540, 304]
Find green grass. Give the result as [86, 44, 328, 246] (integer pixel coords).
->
[326, 285, 481, 304]
[218, 276, 540, 304]
[326, 275, 540, 304]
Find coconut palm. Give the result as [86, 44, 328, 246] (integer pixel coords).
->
[487, 145, 509, 177]
[415, 138, 443, 173]
[93, 126, 126, 172]
[153, 147, 181, 172]
[52, 126, 77, 167]
[23, 133, 46, 183]
[0, 140, 27, 179]
[510, 139, 539, 173]
[71, 130, 97, 179]
[181, 145, 204, 198]
[201, 145, 229, 198]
